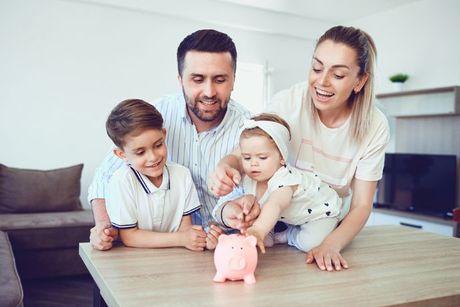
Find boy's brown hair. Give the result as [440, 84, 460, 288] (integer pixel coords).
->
[106, 99, 163, 149]
[240, 113, 291, 142]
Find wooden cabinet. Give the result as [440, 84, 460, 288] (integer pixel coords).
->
[373, 86, 460, 236]
[366, 209, 454, 237]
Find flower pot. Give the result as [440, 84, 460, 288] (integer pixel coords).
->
[391, 82, 404, 92]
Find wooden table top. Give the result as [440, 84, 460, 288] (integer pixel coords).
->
[79, 226, 460, 306]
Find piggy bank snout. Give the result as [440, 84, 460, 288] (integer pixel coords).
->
[229, 256, 246, 270]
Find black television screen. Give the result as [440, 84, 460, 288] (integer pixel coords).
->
[375, 153, 457, 219]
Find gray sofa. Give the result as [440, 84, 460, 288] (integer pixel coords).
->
[0, 210, 94, 278]
[0, 163, 95, 304]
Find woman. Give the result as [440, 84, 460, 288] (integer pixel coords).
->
[210, 25, 390, 271]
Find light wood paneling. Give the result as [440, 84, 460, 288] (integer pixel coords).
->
[395, 115, 460, 208]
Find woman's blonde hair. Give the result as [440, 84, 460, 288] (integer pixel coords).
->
[309, 25, 377, 144]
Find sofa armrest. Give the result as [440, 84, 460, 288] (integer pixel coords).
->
[0, 231, 23, 307]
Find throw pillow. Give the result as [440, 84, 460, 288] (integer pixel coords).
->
[0, 164, 83, 213]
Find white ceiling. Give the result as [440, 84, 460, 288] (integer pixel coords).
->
[218, 0, 421, 23]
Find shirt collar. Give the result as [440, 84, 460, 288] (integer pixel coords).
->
[129, 165, 170, 194]
[178, 94, 193, 125]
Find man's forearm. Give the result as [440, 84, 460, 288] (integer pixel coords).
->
[91, 198, 111, 227]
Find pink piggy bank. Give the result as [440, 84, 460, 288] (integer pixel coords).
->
[213, 234, 258, 284]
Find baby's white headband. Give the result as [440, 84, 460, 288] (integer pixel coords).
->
[241, 119, 290, 162]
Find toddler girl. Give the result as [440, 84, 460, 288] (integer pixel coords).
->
[238, 113, 342, 253]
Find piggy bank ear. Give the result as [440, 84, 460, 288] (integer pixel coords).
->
[218, 234, 229, 243]
[245, 235, 257, 247]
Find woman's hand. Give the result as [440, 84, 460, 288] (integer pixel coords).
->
[306, 241, 349, 271]
[222, 195, 261, 231]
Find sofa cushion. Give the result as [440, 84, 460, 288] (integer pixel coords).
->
[0, 164, 83, 213]
[0, 210, 94, 250]
[0, 231, 23, 307]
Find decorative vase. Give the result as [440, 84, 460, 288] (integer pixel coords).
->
[391, 82, 404, 92]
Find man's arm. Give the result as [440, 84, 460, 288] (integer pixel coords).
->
[209, 148, 243, 196]
[88, 151, 124, 250]
[89, 199, 118, 251]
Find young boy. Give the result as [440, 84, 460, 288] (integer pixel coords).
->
[105, 99, 221, 250]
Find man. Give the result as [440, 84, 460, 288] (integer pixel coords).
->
[89, 29, 260, 250]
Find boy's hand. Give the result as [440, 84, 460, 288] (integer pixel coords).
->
[205, 224, 223, 250]
[245, 226, 266, 254]
[90, 224, 118, 251]
[182, 225, 207, 251]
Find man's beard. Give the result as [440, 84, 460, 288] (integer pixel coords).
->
[183, 89, 228, 122]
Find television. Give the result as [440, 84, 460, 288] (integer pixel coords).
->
[374, 153, 457, 219]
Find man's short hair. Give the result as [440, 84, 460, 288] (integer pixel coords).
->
[177, 29, 237, 76]
[106, 99, 163, 149]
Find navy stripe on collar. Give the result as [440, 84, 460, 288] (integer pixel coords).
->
[130, 166, 150, 194]
[183, 205, 201, 216]
[112, 222, 137, 229]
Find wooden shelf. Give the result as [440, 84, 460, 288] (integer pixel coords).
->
[376, 86, 460, 117]
[376, 86, 460, 99]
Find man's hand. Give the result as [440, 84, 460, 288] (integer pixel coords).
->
[306, 241, 349, 271]
[209, 165, 241, 197]
[90, 224, 118, 251]
[205, 224, 223, 250]
[182, 225, 207, 251]
[222, 195, 261, 231]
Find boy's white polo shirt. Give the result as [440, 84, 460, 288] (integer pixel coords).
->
[106, 162, 201, 232]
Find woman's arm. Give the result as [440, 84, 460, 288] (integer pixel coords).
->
[306, 179, 377, 271]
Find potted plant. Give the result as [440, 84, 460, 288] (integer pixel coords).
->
[389, 73, 409, 91]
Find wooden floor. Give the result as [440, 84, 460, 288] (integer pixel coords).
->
[22, 275, 93, 306]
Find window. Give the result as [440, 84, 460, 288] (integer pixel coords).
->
[232, 61, 272, 114]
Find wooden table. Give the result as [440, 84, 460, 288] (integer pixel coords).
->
[79, 226, 460, 306]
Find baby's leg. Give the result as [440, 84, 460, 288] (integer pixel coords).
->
[286, 218, 338, 252]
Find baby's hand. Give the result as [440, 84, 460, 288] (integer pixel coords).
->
[182, 225, 207, 251]
[205, 224, 223, 250]
[245, 226, 266, 254]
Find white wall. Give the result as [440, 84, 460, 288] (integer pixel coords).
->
[350, 0, 460, 93]
[0, 0, 313, 207]
[348, 0, 460, 153]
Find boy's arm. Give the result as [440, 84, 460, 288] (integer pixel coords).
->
[246, 186, 295, 253]
[119, 227, 184, 248]
[119, 215, 207, 251]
